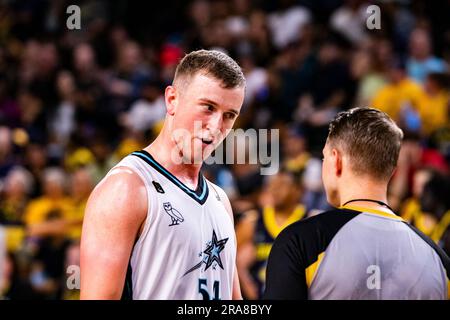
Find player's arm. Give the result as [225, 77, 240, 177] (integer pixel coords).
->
[263, 226, 308, 300]
[80, 167, 147, 299]
[218, 188, 243, 300]
[235, 210, 259, 300]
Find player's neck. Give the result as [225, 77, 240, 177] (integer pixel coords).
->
[144, 135, 202, 189]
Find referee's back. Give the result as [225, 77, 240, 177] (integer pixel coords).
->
[264, 206, 450, 300]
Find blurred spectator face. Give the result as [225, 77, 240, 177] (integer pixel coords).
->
[284, 132, 306, 158]
[170, 73, 244, 163]
[388, 65, 405, 83]
[365, 38, 393, 72]
[43, 168, 66, 198]
[351, 50, 370, 78]
[70, 168, 93, 200]
[18, 91, 42, 124]
[203, 20, 232, 48]
[110, 25, 129, 47]
[0, 126, 11, 158]
[118, 42, 141, 73]
[1, 253, 14, 289]
[22, 40, 40, 67]
[74, 43, 96, 73]
[412, 169, 432, 199]
[266, 172, 300, 208]
[4, 167, 32, 198]
[91, 140, 110, 163]
[189, 0, 211, 28]
[376, 39, 393, 64]
[318, 42, 339, 65]
[56, 71, 75, 100]
[210, 0, 229, 20]
[37, 43, 58, 76]
[249, 10, 268, 37]
[409, 28, 431, 60]
[142, 83, 162, 102]
[26, 144, 47, 170]
[233, 0, 251, 15]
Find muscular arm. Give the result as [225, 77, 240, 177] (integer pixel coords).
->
[80, 167, 147, 299]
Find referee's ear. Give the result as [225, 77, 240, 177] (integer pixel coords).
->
[331, 148, 343, 177]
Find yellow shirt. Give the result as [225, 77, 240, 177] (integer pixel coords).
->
[23, 196, 73, 226]
[66, 199, 87, 240]
[284, 152, 310, 174]
[371, 78, 424, 122]
[401, 198, 436, 236]
[417, 90, 450, 135]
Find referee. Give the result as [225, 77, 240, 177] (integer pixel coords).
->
[264, 107, 450, 300]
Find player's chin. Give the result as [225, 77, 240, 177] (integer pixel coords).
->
[202, 143, 216, 157]
[188, 147, 213, 164]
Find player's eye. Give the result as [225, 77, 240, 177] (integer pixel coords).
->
[204, 104, 214, 112]
[224, 113, 236, 120]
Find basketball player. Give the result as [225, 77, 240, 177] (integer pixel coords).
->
[80, 50, 246, 299]
[264, 107, 450, 300]
[236, 171, 306, 299]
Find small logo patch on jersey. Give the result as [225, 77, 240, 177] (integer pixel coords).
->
[183, 230, 229, 276]
[152, 181, 165, 193]
[163, 202, 184, 226]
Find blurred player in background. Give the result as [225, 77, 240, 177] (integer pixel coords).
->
[420, 172, 450, 256]
[80, 50, 245, 299]
[264, 107, 450, 300]
[236, 171, 306, 299]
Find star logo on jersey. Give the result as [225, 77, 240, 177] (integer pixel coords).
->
[182, 230, 229, 277]
[203, 230, 228, 271]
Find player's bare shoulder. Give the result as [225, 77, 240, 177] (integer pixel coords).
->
[84, 166, 148, 227]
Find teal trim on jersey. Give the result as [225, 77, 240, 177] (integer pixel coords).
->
[132, 150, 209, 205]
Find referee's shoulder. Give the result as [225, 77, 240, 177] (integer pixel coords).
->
[275, 207, 360, 246]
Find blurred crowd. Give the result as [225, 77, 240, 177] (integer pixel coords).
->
[0, 0, 449, 300]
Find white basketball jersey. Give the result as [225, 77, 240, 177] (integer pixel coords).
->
[110, 150, 236, 300]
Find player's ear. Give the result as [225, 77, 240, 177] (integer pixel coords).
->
[165, 85, 177, 116]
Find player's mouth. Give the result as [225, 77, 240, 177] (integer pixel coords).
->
[201, 138, 213, 146]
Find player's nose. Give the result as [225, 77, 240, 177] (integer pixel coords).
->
[205, 112, 223, 135]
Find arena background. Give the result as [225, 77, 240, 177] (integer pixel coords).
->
[0, 0, 449, 300]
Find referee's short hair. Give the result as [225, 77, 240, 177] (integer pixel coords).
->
[327, 107, 404, 180]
